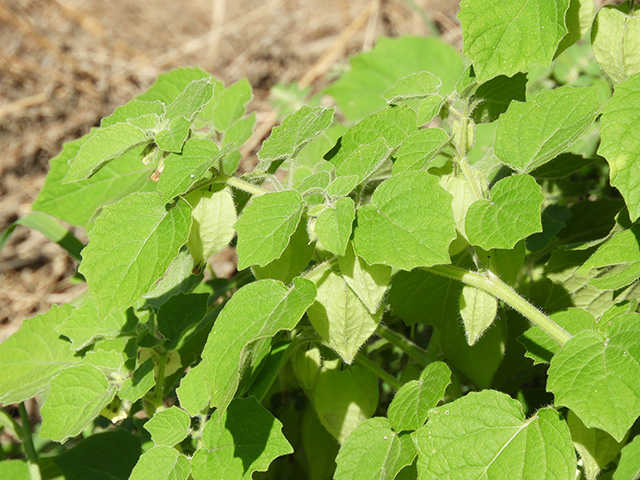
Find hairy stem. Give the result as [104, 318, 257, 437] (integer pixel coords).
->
[219, 174, 269, 197]
[376, 323, 431, 367]
[355, 352, 403, 390]
[19, 402, 40, 480]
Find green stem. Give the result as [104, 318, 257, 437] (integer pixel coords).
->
[18, 403, 39, 478]
[426, 265, 572, 345]
[376, 324, 430, 367]
[425, 327, 442, 363]
[355, 353, 403, 390]
[218, 174, 269, 197]
[154, 352, 167, 410]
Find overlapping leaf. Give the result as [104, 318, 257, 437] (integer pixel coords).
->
[129, 446, 191, 480]
[392, 128, 449, 174]
[144, 406, 191, 447]
[315, 197, 355, 256]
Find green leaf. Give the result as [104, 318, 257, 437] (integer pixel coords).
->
[353, 171, 455, 270]
[257, 106, 334, 169]
[383, 71, 441, 104]
[315, 197, 355, 256]
[40, 364, 115, 442]
[458, 0, 570, 82]
[176, 363, 210, 416]
[54, 430, 141, 480]
[338, 243, 391, 315]
[325, 37, 465, 121]
[470, 73, 528, 123]
[191, 397, 292, 480]
[312, 363, 379, 444]
[416, 95, 445, 125]
[118, 358, 155, 402]
[334, 417, 416, 480]
[302, 405, 339, 480]
[221, 112, 256, 174]
[556, 0, 594, 55]
[136, 67, 211, 104]
[144, 406, 191, 447]
[598, 73, 640, 221]
[80, 193, 192, 317]
[234, 190, 305, 269]
[129, 446, 191, 480]
[592, 5, 640, 84]
[547, 318, 640, 442]
[0, 460, 30, 480]
[568, 411, 624, 480]
[494, 86, 600, 173]
[185, 186, 236, 269]
[157, 293, 208, 350]
[164, 77, 214, 121]
[334, 138, 394, 185]
[414, 392, 575, 479]
[101, 99, 165, 127]
[143, 247, 202, 310]
[0, 304, 77, 404]
[459, 285, 498, 345]
[439, 172, 486, 241]
[387, 362, 451, 432]
[200, 278, 316, 413]
[295, 171, 331, 195]
[466, 174, 544, 250]
[392, 128, 449, 174]
[307, 269, 381, 364]
[155, 116, 192, 153]
[615, 434, 640, 480]
[327, 175, 360, 198]
[64, 123, 149, 182]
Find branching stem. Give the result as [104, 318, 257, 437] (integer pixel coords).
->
[355, 352, 403, 390]
[376, 323, 430, 367]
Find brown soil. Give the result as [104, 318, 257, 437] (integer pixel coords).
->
[0, 0, 461, 341]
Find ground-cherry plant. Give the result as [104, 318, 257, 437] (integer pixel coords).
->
[2, 0, 640, 479]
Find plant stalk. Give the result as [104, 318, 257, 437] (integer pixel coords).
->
[18, 402, 40, 480]
[219, 174, 268, 197]
[154, 352, 167, 411]
[376, 323, 430, 367]
[355, 352, 403, 390]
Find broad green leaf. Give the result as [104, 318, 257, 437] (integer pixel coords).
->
[157, 138, 224, 201]
[568, 411, 624, 480]
[307, 269, 382, 364]
[40, 364, 115, 442]
[253, 215, 315, 284]
[157, 293, 208, 349]
[32, 136, 155, 227]
[235, 190, 305, 269]
[0, 304, 77, 404]
[466, 174, 544, 250]
[383, 71, 441, 104]
[458, 0, 570, 82]
[221, 112, 256, 173]
[176, 363, 211, 416]
[136, 67, 211, 104]
[556, 0, 594, 55]
[327, 175, 359, 198]
[592, 5, 640, 84]
[129, 446, 190, 480]
[334, 138, 393, 185]
[54, 430, 141, 480]
[325, 36, 465, 121]
[64, 123, 149, 182]
[191, 397, 292, 480]
[118, 358, 155, 402]
[155, 116, 192, 153]
[315, 197, 355, 256]
[353, 172, 455, 270]
[312, 363, 379, 444]
[0, 460, 29, 480]
[470, 73, 528, 123]
[459, 285, 498, 345]
[599, 73, 640, 221]
[257, 106, 334, 169]
[547, 318, 640, 442]
[494, 86, 600, 173]
[414, 392, 575, 479]
[143, 247, 202, 310]
[416, 95, 445, 125]
[200, 278, 316, 413]
[210, 78, 252, 132]
[80, 193, 192, 317]
[519, 308, 595, 365]
[295, 171, 332, 195]
[144, 406, 191, 447]
[335, 417, 416, 480]
[302, 405, 339, 480]
[439, 172, 487, 240]
[576, 224, 640, 290]
[101, 99, 165, 127]
[392, 128, 449, 174]
[615, 434, 640, 480]
[338, 243, 391, 315]
[387, 362, 451, 432]
[164, 77, 214, 121]
[185, 186, 236, 269]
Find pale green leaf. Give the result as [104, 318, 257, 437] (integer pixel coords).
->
[387, 362, 451, 432]
[185, 186, 236, 269]
[383, 71, 441, 104]
[118, 358, 155, 402]
[353, 172, 455, 270]
[80, 193, 192, 317]
[334, 138, 393, 185]
[439, 172, 487, 239]
[145, 406, 191, 447]
[494, 86, 600, 173]
[416, 95, 445, 125]
[0, 304, 77, 404]
[327, 175, 360, 198]
[295, 171, 331, 195]
[392, 128, 449, 174]
[191, 397, 292, 480]
[302, 405, 339, 480]
[315, 197, 355, 256]
[547, 318, 640, 442]
[64, 123, 149, 182]
[414, 391, 575, 479]
[459, 285, 498, 345]
[101, 99, 165, 128]
[338, 243, 391, 315]
[176, 363, 211, 416]
[136, 67, 211, 104]
[599, 73, 640, 221]
[335, 417, 416, 480]
[0, 460, 30, 480]
[164, 77, 214, 121]
[143, 247, 202, 310]
[592, 5, 640, 84]
[556, 0, 594, 55]
[470, 73, 528, 123]
[614, 434, 640, 480]
[40, 364, 115, 442]
[458, 0, 570, 82]
[155, 116, 192, 153]
[234, 190, 305, 269]
[221, 112, 256, 173]
[129, 446, 191, 480]
[466, 174, 544, 250]
[200, 278, 315, 413]
[312, 363, 379, 443]
[307, 269, 381, 364]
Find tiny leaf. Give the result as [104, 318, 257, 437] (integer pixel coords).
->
[144, 406, 191, 447]
[315, 197, 355, 256]
[459, 285, 498, 345]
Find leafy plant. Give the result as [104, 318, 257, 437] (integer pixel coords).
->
[2, 1, 640, 479]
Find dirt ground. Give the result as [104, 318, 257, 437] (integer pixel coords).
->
[0, 0, 462, 341]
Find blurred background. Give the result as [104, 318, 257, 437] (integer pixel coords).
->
[0, 0, 463, 339]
